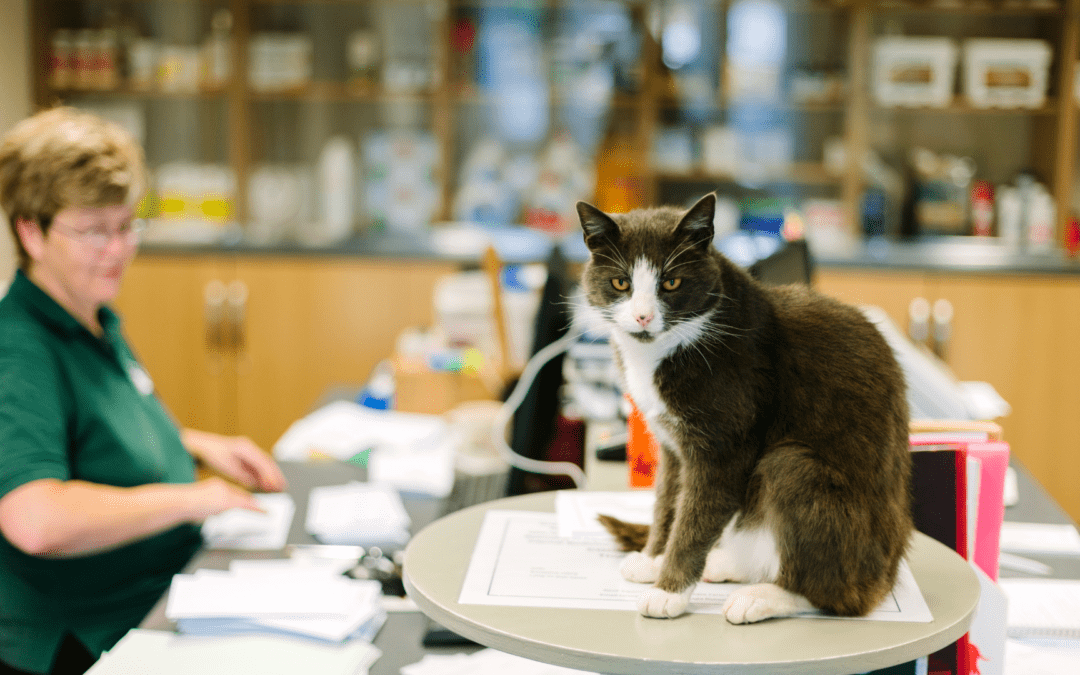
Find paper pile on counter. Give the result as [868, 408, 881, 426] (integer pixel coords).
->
[273, 401, 456, 497]
[166, 558, 386, 643]
[306, 481, 411, 548]
[200, 493, 295, 550]
[403, 648, 598, 675]
[86, 629, 381, 675]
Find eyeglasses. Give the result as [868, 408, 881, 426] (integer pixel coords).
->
[48, 218, 147, 251]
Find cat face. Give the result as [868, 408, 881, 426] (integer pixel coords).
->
[578, 194, 721, 343]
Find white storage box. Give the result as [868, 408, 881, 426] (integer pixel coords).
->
[963, 39, 1052, 109]
[873, 37, 958, 108]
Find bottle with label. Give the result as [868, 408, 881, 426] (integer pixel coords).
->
[970, 180, 994, 237]
[200, 9, 233, 91]
[1026, 184, 1055, 253]
[996, 185, 1022, 249]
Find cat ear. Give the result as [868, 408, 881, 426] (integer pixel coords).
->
[577, 201, 620, 250]
[676, 193, 716, 249]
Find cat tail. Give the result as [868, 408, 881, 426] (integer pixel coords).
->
[597, 515, 648, 552]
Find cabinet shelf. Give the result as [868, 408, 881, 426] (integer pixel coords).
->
[249, 82, 435, 103]
[657, 96, 847, 114]
[873, 0, 1064, 15]
[451, 86, 642, 108]
[872, 98, 1060, 115]
[46, 86, 229, 101]
[653, 163, 840, 187]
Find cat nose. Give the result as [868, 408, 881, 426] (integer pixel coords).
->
[636, 313, 653, 328]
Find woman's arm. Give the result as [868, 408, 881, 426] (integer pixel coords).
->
[181, 429, 287, 493]
[0, 476, 260, 558]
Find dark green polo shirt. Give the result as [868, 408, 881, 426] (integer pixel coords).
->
[0, 270, 202, 673]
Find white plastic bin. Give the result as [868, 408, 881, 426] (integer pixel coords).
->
[873, 36, 958, 108]
[963, 39, 1052, 109]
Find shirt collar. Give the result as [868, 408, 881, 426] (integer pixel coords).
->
[8, 269, 120, 341]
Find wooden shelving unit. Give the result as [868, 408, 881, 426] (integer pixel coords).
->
[27, 0, 1080, 244]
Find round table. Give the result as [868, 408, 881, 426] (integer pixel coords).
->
[403, 491, 980, 675]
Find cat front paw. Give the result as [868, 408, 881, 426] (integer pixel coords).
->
[620, 551, 663, 583]
[722, 584, 813, 624]
[637, 587, 693, 619]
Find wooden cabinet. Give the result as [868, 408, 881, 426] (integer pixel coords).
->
[817, 267, 1080, 523]
[115, 253, 457, 451]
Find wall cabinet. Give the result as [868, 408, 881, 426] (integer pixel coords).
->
[817, 267, 1080, 524]
[29, 0, 1080, 246]
[115, 254, 457, 451]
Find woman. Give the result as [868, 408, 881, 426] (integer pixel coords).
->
[0, 108, 287, 674]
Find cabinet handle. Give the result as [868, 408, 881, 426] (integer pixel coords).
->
[226, 280, 248, 352]
[908, 297, 930, 350]
[204, 280, 227, 352]
[931, 298, 953, 362]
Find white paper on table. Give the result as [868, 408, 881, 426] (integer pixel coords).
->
[272, 399, 448, 462]
[165, 572, 365, 619]
[999, 522, 1080, 556]
[459, 510, 933, 623]
[228, 557, 357, 578]
[305, 481, 411, 546]
[402, 648, 597, 675]
[1005, 639, 1080, 675]
[176, 581, 385, 643]
[200, 493, 295, 550]
[554, 491, 654, 538]
[999, 578, 1080, 639]
[85, 629, 381, 675]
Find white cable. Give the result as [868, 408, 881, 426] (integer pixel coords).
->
[491, 329, 589, 490]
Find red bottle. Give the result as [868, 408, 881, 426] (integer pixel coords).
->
[971, 180, 994, 237]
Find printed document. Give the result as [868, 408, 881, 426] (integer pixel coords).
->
[459, 510, 933, 622]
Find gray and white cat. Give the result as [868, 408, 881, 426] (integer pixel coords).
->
[578, 194, 913, 623]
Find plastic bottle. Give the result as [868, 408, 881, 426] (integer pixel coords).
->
[358, 360, 396, 410]
[1025, 184, 1055, 253]
[970, 180, 994, 237]
[996, 186, 1022, 249]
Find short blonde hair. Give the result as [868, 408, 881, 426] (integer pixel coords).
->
[0, 107, 147, 269]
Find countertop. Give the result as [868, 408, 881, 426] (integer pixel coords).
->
[137, 228, 1080, 276]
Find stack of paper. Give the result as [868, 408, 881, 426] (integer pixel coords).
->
[272, 401, 458, 497]
[86, 629, 381, 675]
[999, 578, 1080, 642]
[999, 522, 1080, 557]
[166, 558, 386, 643]
[200, 493, 296, 550]
[306, 482, 411, 548]
[403, 648, 598, 675]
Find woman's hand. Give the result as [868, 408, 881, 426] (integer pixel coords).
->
[187, 476, 266, 521]
[181, 429, 287, 493]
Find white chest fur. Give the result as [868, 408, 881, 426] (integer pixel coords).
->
[611, 312, 710, 449]
[612, 333, 668, 422]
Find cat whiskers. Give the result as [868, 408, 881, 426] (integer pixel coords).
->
[662, 259, 698, 275]
[591, 249, 630, 274]
[667, 320, 721, 368]
[663, 240, 699, 272]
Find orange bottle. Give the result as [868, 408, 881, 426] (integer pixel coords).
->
[626, 396, 659, 488]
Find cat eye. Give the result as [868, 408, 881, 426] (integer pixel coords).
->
[662, 278, 682, 291]
[611, 277, 630, 291]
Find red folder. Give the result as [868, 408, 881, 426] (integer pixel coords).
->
[909, 432, 1011, 675]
